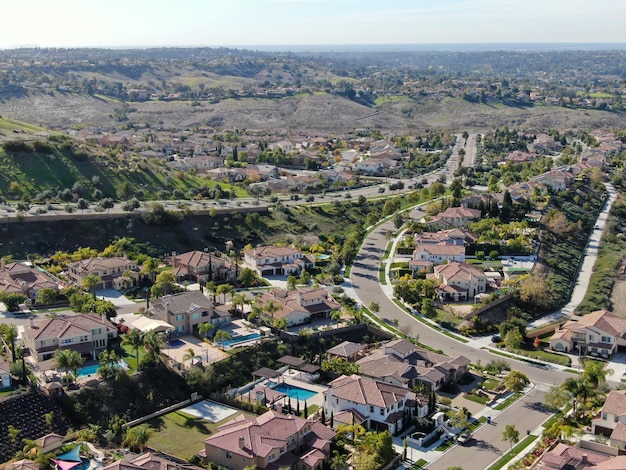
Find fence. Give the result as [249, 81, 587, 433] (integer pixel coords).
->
[122, 395, 202, 428]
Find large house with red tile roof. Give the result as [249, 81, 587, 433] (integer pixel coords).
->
[533, 442, 623, 470]
[22, 314, 118, 363]
[0, 260, 59, 301]
[427, 207, 482, 229]
[356, 339, 470, 392]
[255, 288, 340, 327]
[323, 374, 425, 435]
[198, 410, 334, 470]
[148, 291, 230, 336]
[412, 243, 465, 265]
[171, 250, 235, 283]
[550, 309, 626, 359]
[433, 262, 488, 302]
[67, 256, 142, 290]
[244, 246, 315, 277]
[103, 452, 204, 470]
[592, 390, 626, 448]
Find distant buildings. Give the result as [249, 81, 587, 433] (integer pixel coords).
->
[244, 246, 314, 277]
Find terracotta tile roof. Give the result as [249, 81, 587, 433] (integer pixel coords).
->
[610, 422, 626, 443]
[327, 374, 409, 408]
[244, 246, 300, 260]
[538, 442, 611, 468]
[204, 410, 334, 461]
[5, 460, 40, 470]
[129, 452, 204, 470]
[333, 409, 367, 426]
[68, 257, 136, 275]
[434, 262, 487, 282]
[601, 390, 626, 417]
[26, 314, 115, 341]
[574, 309, 626, 337]
[591, 456, 626, 469]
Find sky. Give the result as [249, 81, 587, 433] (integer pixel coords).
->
[2, 0, 626, 50]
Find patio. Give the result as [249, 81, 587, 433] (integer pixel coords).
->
[162, 336, 227, 368]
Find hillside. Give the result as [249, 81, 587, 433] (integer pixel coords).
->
[0, 197, 387, 259]
[1, 89, 623, 134]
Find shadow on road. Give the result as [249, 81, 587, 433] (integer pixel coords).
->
[472, 438, 502, 454]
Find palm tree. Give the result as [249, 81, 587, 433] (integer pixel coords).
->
[141, 257, 159, 282]
[214, 329, 232, 350]
[82, 274, 102, 299]
[264, 300, 279, 324]
[98, 349, 119, 380]
[330, 310, 342, 328]
[121, 329, 144, 367]
[183, 348, 196, 370]
[142, 331, 165, 364]
[198, 322, 215, 339]
[273, 318, 288, 331]
[582, 359, 612, 389]
[54, 349, 84, 386]
[122, 424, 152, 452]
[231, 293, 246, 317]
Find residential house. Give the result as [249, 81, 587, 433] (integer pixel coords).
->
[0, 260, 59, 301]
[504, 150, 535, 163]
[356, 339, 470, 391]
[34, 433, 64, 453]
[433, 262, 488, 302]
[323, 374, 426, 435]
[354, 157, 394, 175]
[427, 207, 482, 229]
[148, 291, 230, 336]
[67, 256, 142, 290]
[255, 288, 340, 327]
[414, 229, 477, 247]
[550, 309, 626, 358]
[103, 452, 204, 470]
[412, 243, 465, 265]
[5, 461, 40, 470]
[171, 250, 236, 283]
[369, 140, 402, 160]
[592, 390, 626, 446]
[22, 314, 118, 363]
[533, 442, 621, 469]
[244, 246, 315, 277]
[529, 170, 575, 192]
[529, 133, 563, 154]
[0, 359, 10, 388]
[199, 410, 335, 470]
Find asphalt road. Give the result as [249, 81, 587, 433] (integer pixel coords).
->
[425, 388, 551, 470]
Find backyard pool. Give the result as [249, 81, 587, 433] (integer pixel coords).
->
[222, 332, 261, 347]
[76, 361, 124, 378]
[268, 381, 318, 401]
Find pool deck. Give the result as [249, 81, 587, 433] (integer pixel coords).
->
[263, 375, 328, 408]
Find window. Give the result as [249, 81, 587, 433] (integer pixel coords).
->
[226, 452, 232, 459]
[380, 408, 384, 415]
[270, 454, 276, 462]
[601, 336, 611, 343]
[369, 406, 374, 412]
[588, 334, 594, 341]
[616, 416, 620, 423]
[602, 412, 608, 420]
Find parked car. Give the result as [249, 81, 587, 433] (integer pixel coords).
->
[491, 335, 502, 343]
[457, 432, 472, 445]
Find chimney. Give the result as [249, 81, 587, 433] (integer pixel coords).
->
[101, 313, 107, 324]
[581, 454, 588, 463]
[29, 317, 34, 328]
[238, 436, 245, 449]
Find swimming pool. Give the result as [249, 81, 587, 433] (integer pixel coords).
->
[76, 361, 123, 378]
[222, 332, 261, 347]
[268, 381, 318, 401]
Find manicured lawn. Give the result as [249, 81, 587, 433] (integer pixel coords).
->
[147, 409, 247, 460]
[481, 378, 500, 391]
[512, 346, 571, 366]
[488, 434, 538, 470]
[120, 343, 147, 372]
[494, 392, 522, 411]
[464, 392, 490, 405]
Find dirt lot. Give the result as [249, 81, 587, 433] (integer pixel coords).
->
[611, 279, 626, 317]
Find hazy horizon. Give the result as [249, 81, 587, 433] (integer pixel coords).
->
[3, 0, 625, 50]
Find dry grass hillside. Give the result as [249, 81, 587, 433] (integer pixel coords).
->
[0, 89, 625, 133]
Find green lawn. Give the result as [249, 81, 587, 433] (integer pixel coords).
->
[464, 392, 490, 405]
[488, 434, 538, 470]
[146, 410, 243, 460]
[481, 378, 500, 391]
[494, 392, 522, 411]
[120, 343, 147, 372]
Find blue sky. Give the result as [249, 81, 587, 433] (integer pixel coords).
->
[3, 0, 625, 49]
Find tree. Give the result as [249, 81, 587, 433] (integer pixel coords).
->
[36, 287, 58, 305]
[54, 349, 84, 385]
[122, 424, 152, 452]
[122, 329, 144, 365]
[77, 198, 89, 213]
[7, 424, 20, 443]
[183, 348, 196, 370]
[544, 384, 571, 412]
[216, 283, 233, 303]
[82, 273, 102, 298]
[231, 293, 246, 316]
[369, 301, 380, 314]
[448, 408, 470, 431]
[214, 329, 232, 350]
[101, 197, 115, 213]
[151, 271, 177, 298]
[0, 292, 27, 312]
[501, 424, 520, 451]
[5, 324, 17, 362]
[142, 331, 165, 364]
[503, 370, 529, 392]
[98, 349, 119, 380]
[198, 322, 215, 339]
[237, 268, 258, 287]
[582, 359, 612, 389]
[287, 275, 297, 290]
[504, 329, 523, 350]
[141, 257, 159, 282]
